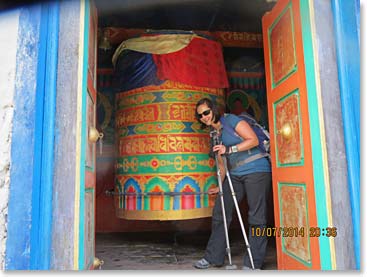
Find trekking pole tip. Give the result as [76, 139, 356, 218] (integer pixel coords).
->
[225, 264, 238, 270]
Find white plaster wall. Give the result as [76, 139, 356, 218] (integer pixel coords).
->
[0, 9, 20, 270]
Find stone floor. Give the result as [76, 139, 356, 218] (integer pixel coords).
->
[95, 230, 277, 271]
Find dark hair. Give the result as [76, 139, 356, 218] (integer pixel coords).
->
[195, 98, 221, 129]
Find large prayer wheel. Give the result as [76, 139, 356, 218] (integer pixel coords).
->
[113, 32, 227, 220]
[114, 80, 224, 220]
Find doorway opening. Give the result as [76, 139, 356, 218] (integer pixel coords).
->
[93, 0, 277, 270]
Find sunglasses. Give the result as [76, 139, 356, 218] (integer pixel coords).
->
[197, 109, 211, 118]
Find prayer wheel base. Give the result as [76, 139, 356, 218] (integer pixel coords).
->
[116, 207, 213, 221]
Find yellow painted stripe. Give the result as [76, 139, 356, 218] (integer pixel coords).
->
[73, 0, 85, 270]
[308, 0, 336, 269]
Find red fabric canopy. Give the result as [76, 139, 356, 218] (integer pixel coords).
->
[152, 37, 229, 88]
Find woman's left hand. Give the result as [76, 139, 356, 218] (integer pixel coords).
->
[208, 187, 220, 195]
[213, 144, 226, 155]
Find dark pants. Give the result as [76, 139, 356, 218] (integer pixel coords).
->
[204, 172, 272, 269]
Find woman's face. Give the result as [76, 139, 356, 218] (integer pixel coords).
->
[197, 103, 213, 126]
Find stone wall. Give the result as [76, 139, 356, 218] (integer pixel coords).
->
[0, 9, 20, 269]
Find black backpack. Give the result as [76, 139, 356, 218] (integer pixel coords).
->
[237, 112, 270, 154]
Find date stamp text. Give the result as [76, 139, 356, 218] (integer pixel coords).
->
[251, 226, 337, 237]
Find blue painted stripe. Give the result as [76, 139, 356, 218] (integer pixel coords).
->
[6, 6, 42, 270]
[331, 0, 360, 269]
[30, 2, 60, 270]
[30, 3, 48, 270]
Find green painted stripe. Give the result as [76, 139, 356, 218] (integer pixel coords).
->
[78, 0, 89, 269]
[116, 121, 205, 136]
[203, 176, 218, 207]
[300, 0, 332, 269]
[115, 179, 124, 208]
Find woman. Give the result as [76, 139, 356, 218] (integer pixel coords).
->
[194, 97, 271, 270]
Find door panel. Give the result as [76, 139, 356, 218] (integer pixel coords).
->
[262, 0, 320, 269]
[83, 0, 98, 269]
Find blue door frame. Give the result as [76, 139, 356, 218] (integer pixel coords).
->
[30, 2, 60, 270]
[331, 0, 360, 269]
[4, 0, 359, 270]
[5, 2, 59, 270]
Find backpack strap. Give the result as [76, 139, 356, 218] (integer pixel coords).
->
[220, 115, 266, 161]
[220, 115, 242, 140]
[230, 152, 270, 170]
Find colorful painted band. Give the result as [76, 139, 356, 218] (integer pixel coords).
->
[116, 121, 205, 137]
[115, 173, 218, 218]
[116, 154, 216, 174]
[118, 133, 211, 155]
[116, 102, 198, 126]
[115, 80, 224, 99]
[116, 89, 224, 109]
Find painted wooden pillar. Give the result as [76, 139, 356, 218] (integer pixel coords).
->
[4, 2, 59, 270]
[307, 0, 357, 269]
[52, 0, 87, 270]
[5, 5, 43, 270]
[331, 0, 360, 269]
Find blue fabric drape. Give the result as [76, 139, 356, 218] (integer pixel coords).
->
[113, 50, 164, 92]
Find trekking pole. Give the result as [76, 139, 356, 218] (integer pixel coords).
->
[213, 151, 237, 270]
[210, 129, 237, 270]
[222, 155, 255, 270]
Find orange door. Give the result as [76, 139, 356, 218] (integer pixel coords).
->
[83, 0, 99, 269]
[262, 0, 321, 269]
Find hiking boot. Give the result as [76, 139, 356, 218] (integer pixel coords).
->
[193, 258, 211, 269]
